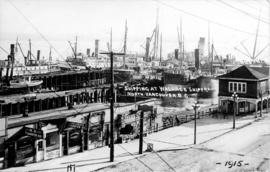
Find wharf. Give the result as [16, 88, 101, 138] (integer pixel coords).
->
[0, 85, 110, 104]
[7, 99, 157, 129]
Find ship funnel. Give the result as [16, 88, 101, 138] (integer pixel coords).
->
[10, 44, 15, 56]
[195, 48, 200, 70]
[174, 49, 179, 60]
[86, 48, 91, 57]
[95, 40, 99, 57]
[37, 50, 41, 62]
[145, 37, 150, 62]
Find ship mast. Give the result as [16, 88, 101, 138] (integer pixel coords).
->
[110, 27, 113, 51]
[160, 32, 162, 63]
[208, 22, 211, 64]
[29, 39, 32, 65]
[177, 17, 183, 69]
[252, 14, 260, 60]
[153, 8, 159, 61]
[123, 19, 128, 68]
[268, 0, 270, 62]
[75, 36, 78, 59]
[49, 46, 52, 72]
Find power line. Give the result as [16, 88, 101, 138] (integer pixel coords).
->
[207, 0, 269, 22]
[117, 144, 154, 171]
[143, 140, 177, 172]
[233, 0, 268, 12]
[152, 0, 268, 38]
[7, 0, 75, 70]
[215, 0, 269, 24]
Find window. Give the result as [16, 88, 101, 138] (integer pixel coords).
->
[46, 132, 59, 150]
[234, 83, 237, 91]
[238, 83, 242, 92]
[228, 82, 247, 93]
[242, 83, 246, 92]
[229, 83, 233, 92]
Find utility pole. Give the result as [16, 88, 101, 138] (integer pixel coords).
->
[139, 110, 144, 154]
[231, 92, 238, 129]
[100, 51, 124, 162]
[192, 102, 200, 144]
[260, 89, 263, 117]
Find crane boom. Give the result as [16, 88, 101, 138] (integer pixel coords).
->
[68, 41, 76, 57]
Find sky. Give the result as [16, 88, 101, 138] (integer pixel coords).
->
[0, 0, 269, 63]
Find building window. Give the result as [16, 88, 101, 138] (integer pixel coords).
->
[229, 82, 233, 92]
[234, 83, 237, 91]
[228, 82, 247, 93]
[242, 83, 246, 92]
[238, 83, 242, 92]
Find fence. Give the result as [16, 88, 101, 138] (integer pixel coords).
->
[155, 106, 218, 132]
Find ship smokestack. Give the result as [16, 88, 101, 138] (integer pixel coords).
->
[145, 37, 150, 62]
[9, 44, 15, 80]
[174, 49, 179, 60]
[95, 40, 99, 57]
[37, 50, 40, 62]
[10, 44, 15, 57]
[86, 48, 91, 57]
[195, 48, 200, 71]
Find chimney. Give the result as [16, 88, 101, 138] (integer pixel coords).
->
[95, 40, 99, 57]
[27, 50, 31, 65]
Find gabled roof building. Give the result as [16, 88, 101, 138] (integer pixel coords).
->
[218, 65, 270, 115]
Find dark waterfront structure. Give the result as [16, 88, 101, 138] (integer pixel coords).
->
[218, 65, 270, 115]
[0, 95, 158, 169]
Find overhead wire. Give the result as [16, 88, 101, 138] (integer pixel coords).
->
[2, 0, 113, 121]
[215, 0, 269, 24]
[142, 140, 177, 172]
[117, 144, 154, 172]
[152, 0, 269, 38]
[7, 0, 77, 71]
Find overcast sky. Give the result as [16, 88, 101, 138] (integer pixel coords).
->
[0, 0, 269, 63]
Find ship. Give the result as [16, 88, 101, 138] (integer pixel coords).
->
[0, 44, 44, 95]
[1, 75, 43, 95]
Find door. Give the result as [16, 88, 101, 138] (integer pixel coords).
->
[7, 142, 16, 167]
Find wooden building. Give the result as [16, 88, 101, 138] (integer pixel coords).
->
[0, 98, 160, 169]
[218, 65, 270, 115]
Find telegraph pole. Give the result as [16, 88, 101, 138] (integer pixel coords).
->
[192, 102, 200, 144]
[100, 51, 124, 162]
[231, 92, 238, 129]
[260, 89, 263, 117]
[139, 110, 144, 154]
